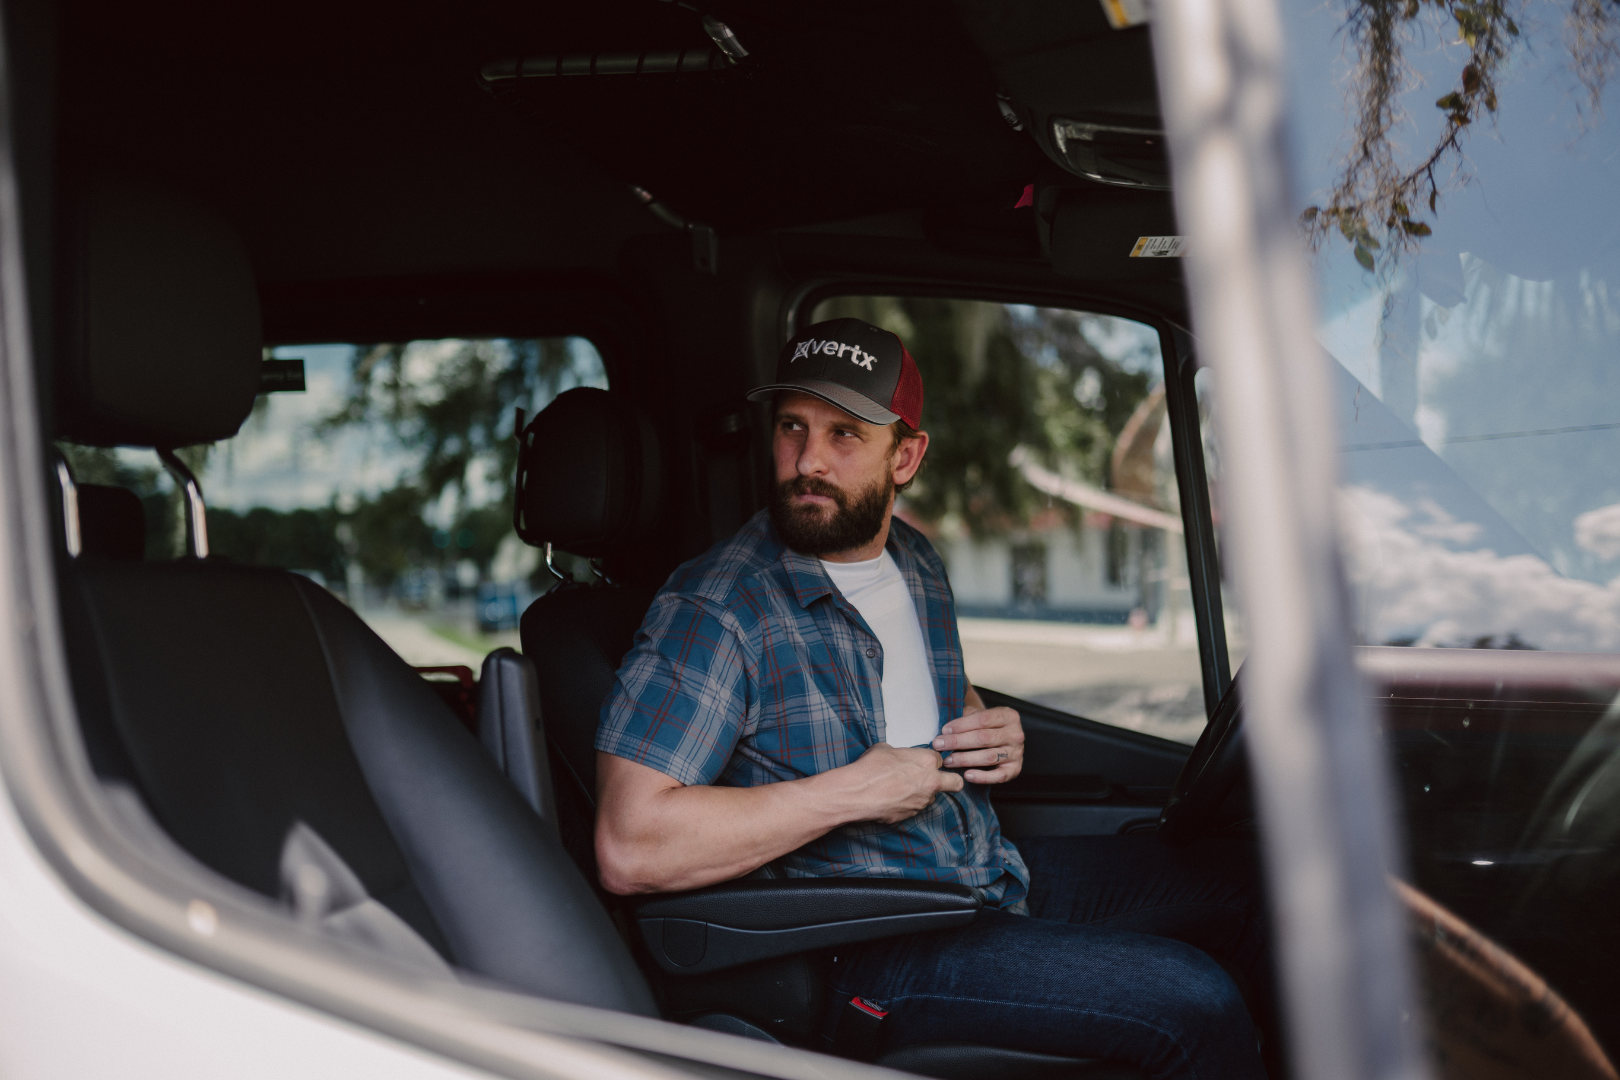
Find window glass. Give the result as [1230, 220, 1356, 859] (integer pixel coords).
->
[1282, 0, 1620, 1055]
[61, 338, 606, 667]
[1193, 365, 1246, 674]
[809, 297, 1206, 743]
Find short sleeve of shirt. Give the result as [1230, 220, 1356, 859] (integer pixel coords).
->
[595, 595, 752, 787]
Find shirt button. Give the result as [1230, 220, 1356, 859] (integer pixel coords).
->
[866, 647, 877, 659]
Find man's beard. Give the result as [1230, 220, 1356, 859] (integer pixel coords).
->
[770, 473, 893, 556]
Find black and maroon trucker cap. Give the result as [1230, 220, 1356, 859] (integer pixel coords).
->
[747, 318, 923, 429]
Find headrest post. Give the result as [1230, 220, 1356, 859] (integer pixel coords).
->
[54, 456, 82, 558]
[157, 449, 209, 558]
[543, 542, 564, 583]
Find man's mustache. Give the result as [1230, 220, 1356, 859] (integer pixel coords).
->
[780, 476, 847, 507]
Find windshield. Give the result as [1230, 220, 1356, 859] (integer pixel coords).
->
[1285, 2, 1620, 651]
[1282, 0, 1620, 1058]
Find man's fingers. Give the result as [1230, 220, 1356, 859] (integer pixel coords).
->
[941, 707, 1010, 735]
[938, 707, 1021, 740]
[963, 763, 1019, 784]
[934, 726, 1012, 752]
[941, 712, 992, 735]
[944, 747, 1019, 769]
[937, 770, 966, 792]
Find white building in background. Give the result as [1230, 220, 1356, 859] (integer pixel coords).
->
[934, 518, 1191, 635]
[922, 408, 1194, 632]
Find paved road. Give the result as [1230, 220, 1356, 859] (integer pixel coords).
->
[362, 611, 504, 669]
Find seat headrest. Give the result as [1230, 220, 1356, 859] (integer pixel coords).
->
[513, 388, 661, 558]
[57, 184, 262, 448]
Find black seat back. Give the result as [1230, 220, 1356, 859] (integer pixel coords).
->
[55, 182, 655, 1016]
[476, 647, 559, 829]
[520, 580, 655, 879]
[75, 483, 146, 560]
[514, 388, 663, 882]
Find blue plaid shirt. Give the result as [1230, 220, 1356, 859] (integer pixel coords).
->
[597, 509, 1029, 911]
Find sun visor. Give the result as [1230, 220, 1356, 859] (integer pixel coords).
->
[57, 183, 262, 449]
[1041, 188, 1182, 281]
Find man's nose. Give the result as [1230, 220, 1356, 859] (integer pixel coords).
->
[796, 430, 832, 476]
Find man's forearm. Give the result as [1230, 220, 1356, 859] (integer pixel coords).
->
[595, 769, 845, 894]
[595, 743, 959, 894]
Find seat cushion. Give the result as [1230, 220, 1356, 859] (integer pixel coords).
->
[68, 559, 440, 939]
[65, 558, 657, 1016]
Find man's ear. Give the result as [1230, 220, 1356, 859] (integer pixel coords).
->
[891, 430, 929, 486]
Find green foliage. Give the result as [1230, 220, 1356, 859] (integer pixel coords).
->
[448, 503, 514, 571]
[209, 505, 348, 583]
[323, 339, 599, 508]
[346, 484, 436, 586]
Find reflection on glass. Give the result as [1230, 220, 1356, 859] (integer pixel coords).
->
[809, 297, 1205, 742]
[1284, 0, 1620, 1062]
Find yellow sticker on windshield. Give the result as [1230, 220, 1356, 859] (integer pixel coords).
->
[1100, 0, 1151, 29]
[1130, 235, 1186, 258]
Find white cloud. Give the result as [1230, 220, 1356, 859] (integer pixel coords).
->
[1575, 503, 1620, 561]
[1409, 498, 1481, 545]
[1342, 486, 1620, 650]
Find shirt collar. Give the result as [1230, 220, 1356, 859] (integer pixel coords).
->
[782, 546, 835, 609]
[773, 517, 916, 611]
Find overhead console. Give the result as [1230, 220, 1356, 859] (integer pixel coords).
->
[954, 0, 1181, 282]
[953, 0, 1168, 191]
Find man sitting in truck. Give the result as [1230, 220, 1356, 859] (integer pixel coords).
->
[595, 318, 1270, 1080]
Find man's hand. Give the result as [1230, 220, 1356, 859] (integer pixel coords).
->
[839, 743, 965, 823]
[933, 702, 1025, 784]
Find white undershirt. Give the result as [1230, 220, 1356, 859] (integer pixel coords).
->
[820, 551, 941, 748]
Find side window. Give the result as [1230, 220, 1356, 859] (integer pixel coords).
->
[60, 337, 607, 667]
[808, 296, 1207, 743]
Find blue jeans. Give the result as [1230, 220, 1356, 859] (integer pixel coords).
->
[821, 835, 1272, 1080]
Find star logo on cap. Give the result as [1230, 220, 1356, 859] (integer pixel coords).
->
[792, 341, 812, 362]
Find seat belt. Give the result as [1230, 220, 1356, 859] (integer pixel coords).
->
[832, 996, 889, 1061]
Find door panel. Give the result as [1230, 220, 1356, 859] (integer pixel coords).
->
[978, 688, 1190, 838]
